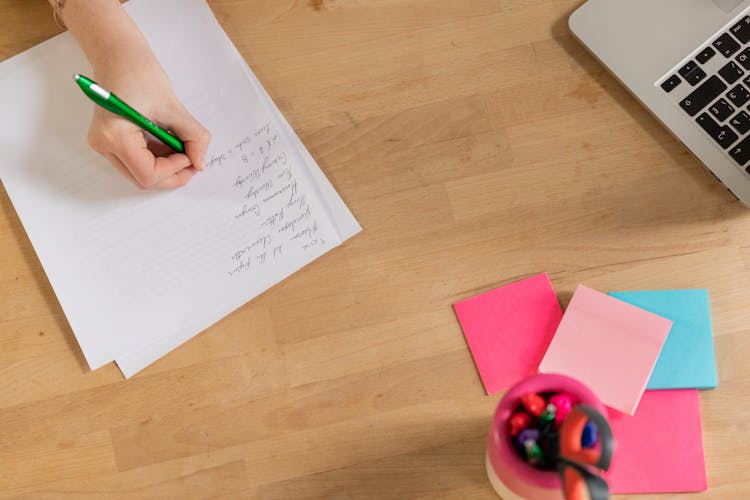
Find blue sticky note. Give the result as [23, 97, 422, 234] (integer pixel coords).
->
[608, 289, 718, 390]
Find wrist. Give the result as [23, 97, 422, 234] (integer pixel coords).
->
[60, 0, 154, 72]
[90, 40, 161, 83]
[58, 0, 168, 94]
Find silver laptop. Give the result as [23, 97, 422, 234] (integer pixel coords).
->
[570, 0, 750, 205]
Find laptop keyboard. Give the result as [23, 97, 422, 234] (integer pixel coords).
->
[660, 15, 750, 174]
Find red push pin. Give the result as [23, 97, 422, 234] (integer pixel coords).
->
[508, 411, 532, 437]
[520, 392, 546, 417]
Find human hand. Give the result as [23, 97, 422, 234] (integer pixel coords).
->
[87, 56, 211, 189]
[54, 0, 211, 189]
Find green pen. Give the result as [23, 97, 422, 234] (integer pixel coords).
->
[73, 73, 184, 153]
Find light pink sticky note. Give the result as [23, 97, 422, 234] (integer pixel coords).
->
[453, 273, 562, 394]
[606, 390, 707, 493]
[539, 284, 672, 415]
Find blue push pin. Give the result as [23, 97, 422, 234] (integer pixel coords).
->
[581, 421, 598, 448]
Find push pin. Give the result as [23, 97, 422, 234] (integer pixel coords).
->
[517, 428, 540, 449]
[537, 403, 556, 434]
[508, 412, 532, 437]
[524, 439, 544, 465]
[581, 421, 598, 448]
[549, 393, 574, 426]
[520, 392, 546, 417]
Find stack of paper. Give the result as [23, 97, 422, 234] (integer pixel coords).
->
[608, 289, 718, 390]
[0, 0, 360, 377]
[538, 284, 673, 415]
[453, 273, 562, 394]
[605, 389, 707, 493]
[454, 277, 717, 493]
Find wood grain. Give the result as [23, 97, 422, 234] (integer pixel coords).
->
[2, 1, 750, 498]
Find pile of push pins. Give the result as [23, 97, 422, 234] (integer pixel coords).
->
[508, 392, 598, 469]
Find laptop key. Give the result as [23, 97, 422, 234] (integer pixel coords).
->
[731, 16, 750, 44]
[709, 98, 735, 121]
[727, 84, 750, 106]
[697, 112, 721, 134]
[680, 75, 727, 116]
[685, 67, 707, 86]
[661, 74, 681, 93]
[697, 113, 738, 148]
[714, 126, 738, 149]
[737, 47, 750, 70]
[679, 60, 698, 78]
[719, 61, 744, 84]
[729, 135, 750, 165]
[714, 33, 741, 57]
[696, 46, 716, 64]
[730, 110, 750, 134]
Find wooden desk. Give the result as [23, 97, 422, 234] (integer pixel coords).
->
[1, 1, 749, 498]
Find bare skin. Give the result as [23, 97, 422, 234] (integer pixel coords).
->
[50, 0, 211, 189]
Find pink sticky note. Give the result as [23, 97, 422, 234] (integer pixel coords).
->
[453, 273, 562, 394]
[606, 390, 707, 493]
[539, 284, 672, 415]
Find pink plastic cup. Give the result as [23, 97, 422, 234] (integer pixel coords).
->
[486, 373, 606, 500]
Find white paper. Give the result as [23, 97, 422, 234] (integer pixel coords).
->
[0, 0, 360, 376]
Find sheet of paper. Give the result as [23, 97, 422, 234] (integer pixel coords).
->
[538, 284, 672, 415]
[115, 48, 360, 376]
[453, 273, 563, 394]
[608, 289, 718, 390]
[0, 0, 360, 376]
[605, 390, 707, 493]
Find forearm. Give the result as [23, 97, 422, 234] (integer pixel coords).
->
[49, 0, 157, 79]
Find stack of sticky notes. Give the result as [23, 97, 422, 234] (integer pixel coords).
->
[607, 289, 718, 391]
[453, 273, 718, 494]
[453, 273, 562, 394]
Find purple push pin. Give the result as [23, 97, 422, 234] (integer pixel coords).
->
[517, 428, 540, 449]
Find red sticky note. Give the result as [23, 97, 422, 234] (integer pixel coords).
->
[453, 273, 562, 394]
[606, 390, 707, 493]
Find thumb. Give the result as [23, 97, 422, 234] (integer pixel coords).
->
[166, 107, 212, 171]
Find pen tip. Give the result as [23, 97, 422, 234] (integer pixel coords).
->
[73, 73, 80, 81]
